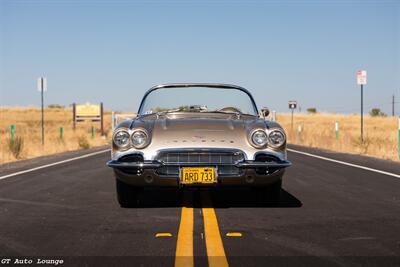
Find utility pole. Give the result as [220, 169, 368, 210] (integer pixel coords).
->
[392, 95, 395, 116]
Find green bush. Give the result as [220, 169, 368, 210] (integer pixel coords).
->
[307, 108, 317, 114]
[48, 104, 65, 109]
[369, 108, 386, 117]
[78, 136, 90, 149]
[8, 136, 24, 159]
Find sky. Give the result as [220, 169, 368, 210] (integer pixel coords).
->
[1, 0, 399, 114]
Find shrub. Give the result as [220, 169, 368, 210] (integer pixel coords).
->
[369, 108, 386, 117]
[8, 136, 24, 159]
[48, 104, 64, 109]
[307, 108, 317, 114]
[352, 136, 371, 153]
[78, 136, 90, 149]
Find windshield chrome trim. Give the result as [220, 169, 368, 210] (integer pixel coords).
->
[137, 83, 259, 116]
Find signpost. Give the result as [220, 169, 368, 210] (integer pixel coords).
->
[357, 70, 367, 142]
[288, 100, 297, 130]
[37, 77, 47, 145]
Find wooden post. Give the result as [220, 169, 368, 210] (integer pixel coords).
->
[100, 102, 104, 136]
[72, 103, 76, 130]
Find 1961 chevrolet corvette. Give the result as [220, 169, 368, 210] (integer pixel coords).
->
[107, 83, 291, 207]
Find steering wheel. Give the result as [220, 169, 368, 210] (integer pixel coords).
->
[218, 107, 242, 114]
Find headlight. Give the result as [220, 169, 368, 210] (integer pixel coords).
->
[131, 130, 148, 149]
[268, 129, 286, 148]
[251, 130, 268, 148]
[113, 130, 130, 148]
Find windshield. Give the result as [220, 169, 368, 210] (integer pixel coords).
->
[138, 86, 258, 116]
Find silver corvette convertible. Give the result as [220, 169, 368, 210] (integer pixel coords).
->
[107, 83, 291, 207]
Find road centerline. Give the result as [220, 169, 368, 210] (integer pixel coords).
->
[201, 191, 229, 267]
[175, 192, 194, 267]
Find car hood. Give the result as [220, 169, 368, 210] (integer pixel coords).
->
[139, 114, 266, 149]
[114, 113, 286, 160]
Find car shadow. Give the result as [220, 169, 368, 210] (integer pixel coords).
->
[134, 188, 302, 209]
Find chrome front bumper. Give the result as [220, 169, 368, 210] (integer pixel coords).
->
[106, 159, 291, 170]
[107, 149, 291, 187]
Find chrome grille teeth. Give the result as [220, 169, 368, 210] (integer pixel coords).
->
[156, 150, 244, 176]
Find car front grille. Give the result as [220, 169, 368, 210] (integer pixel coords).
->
[156, 150, 245, 177]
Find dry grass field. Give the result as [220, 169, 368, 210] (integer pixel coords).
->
[0, 107, 112, 164]
[277, 113, 400, 161]
[1, 108, 399, 164]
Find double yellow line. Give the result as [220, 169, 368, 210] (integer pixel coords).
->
[175, 192, 229, 267]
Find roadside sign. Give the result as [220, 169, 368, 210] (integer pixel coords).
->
[76, 103, 101, 118]
[37, 77, 47, 92]
[356, 70, 367, 142]
[288, 100, 297, 131]
[288, 101, 297, 109]
[357, 70, 367, 85]
[72, 102, 105, 136]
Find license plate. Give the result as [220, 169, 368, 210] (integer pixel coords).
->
[180, 167, 216, 184]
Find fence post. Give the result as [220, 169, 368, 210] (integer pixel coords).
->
[60, 127, 63, 140]
[297, 124, 302, 143]
[91, 126, 94, 139]
[10, 124, 15, 140]
[335, 122, 339, 141]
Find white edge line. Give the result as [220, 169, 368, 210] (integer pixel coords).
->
[0, 149, 111, 181]
[287, 148, 400, 179]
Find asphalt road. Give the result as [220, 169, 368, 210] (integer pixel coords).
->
[0, 146, 399, 267]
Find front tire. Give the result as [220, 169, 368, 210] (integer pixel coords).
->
[116, 179, 140, 208]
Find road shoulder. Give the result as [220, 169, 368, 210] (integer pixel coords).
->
[0, 146, 109, 177]
[288, 144, 400, 176]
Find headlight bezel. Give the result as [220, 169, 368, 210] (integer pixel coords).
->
[112, 128, 150, 150]
[250, 129, 268, 148]
[267, 128, 286, 149]
[112, 129, 131, 149]
[131, 129, 149, 149]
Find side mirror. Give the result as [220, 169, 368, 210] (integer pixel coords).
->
[261, 107, 270, 118]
